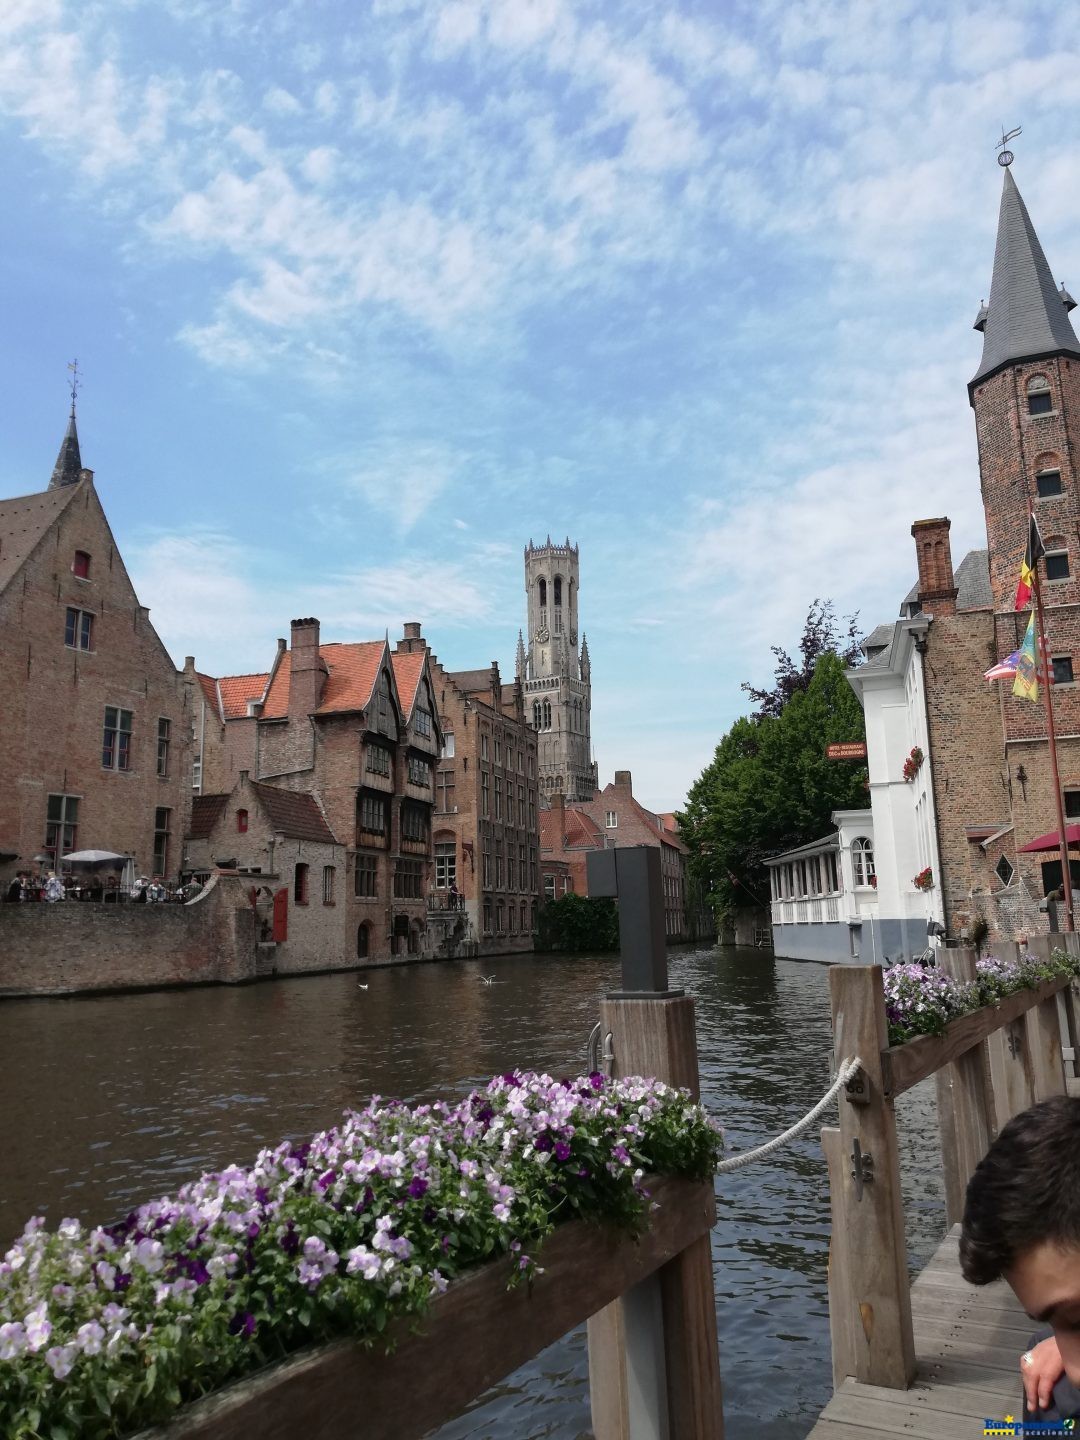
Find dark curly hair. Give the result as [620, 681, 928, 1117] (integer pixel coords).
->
[960, 1096, 1080, 1286]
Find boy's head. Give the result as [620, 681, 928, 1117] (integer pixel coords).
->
[961, 1096, 1080, 1379]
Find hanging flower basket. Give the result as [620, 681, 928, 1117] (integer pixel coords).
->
[912, 867, 934, 892]
[902, 747, 925, 783]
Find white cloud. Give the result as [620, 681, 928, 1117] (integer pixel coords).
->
[263, 86, 302, 116]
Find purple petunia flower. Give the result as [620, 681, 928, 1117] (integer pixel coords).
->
[554, 1142, 571, 1163]
[408, 1175, 429, 1199]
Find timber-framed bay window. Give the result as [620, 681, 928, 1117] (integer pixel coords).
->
[357, 792, 389, 848]
[393, 859, 424, 898]
[354, 854, 378, 898]
[401, 803, 430, 854]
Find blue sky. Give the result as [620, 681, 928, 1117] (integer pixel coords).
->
[3, 1, 1080, 810]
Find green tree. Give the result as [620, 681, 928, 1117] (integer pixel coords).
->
[679, 651, 867, 914]
[535, 893, 620, 953]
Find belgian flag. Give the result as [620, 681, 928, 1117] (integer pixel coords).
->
[1014, 512, 1046, 610]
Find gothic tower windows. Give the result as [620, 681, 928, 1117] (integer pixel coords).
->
[553, 576, 562, 606]
[523, 539, 596, 799]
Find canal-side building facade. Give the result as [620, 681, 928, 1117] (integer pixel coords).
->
[0, 410, 193, 891]
[189, 616, 442, 968]
[420, 629, 542, 955]
[520, 538, 598, 801]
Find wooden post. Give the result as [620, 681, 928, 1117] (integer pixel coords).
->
[986, 1016, 1036, 1130]
[933, 948, 994, 1225]
[822, 1126, 856, 1388]
[1017, 937, 1069, 1100]
[586, 849, 724, 1440]
[828, 965, 915, 1389]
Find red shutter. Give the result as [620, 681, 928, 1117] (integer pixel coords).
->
[272, 888, 288, 942]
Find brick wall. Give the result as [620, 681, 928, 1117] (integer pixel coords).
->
[0, 480, 192, 888]
[0, 875, 257, 995]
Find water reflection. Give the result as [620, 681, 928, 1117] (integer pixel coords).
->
[0, 947, 944, 1440]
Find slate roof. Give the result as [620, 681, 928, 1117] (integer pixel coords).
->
[862, 623, 893, 654]
[955, 549, 992, 608]
[390, 652, 425, 718]
[251, 782, 337, 844]
[972, 168, 1080, 386]
[50, 412, 83, 489]
[0, 484, 81, 593]
[189, 793, 229, 839]
[260, 642, 384, 719]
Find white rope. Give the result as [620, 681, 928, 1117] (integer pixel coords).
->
[715, 1055, 862, 1173]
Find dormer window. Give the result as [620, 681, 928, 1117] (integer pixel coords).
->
[72, 550, 91, 579]
[1028, 375, 1053, 415]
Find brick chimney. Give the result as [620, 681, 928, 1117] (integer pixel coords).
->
[910, 518, 959, 616]
[613, 770, 633, 794]
[397, 622, 423, 654]
[289, 617, 323, 718]
[550, 791, 566, 845]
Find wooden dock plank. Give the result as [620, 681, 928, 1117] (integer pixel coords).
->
[806, 1228, 1024, 1437]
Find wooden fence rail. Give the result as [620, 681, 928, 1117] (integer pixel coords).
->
[824, 949, 1074, 1395]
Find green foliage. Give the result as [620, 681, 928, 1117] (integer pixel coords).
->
[679, 650, 868, 912]
[535, 893, 619, 953]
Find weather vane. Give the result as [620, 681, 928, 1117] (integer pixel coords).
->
[67, 358, 81, 417]
[997, 125, 1021, 168]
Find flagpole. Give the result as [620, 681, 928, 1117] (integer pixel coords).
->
[1030, 520, 1075, 933]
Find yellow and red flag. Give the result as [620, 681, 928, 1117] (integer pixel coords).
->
[1014, 513, 1046, 610]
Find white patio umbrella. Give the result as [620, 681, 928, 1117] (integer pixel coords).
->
[61, 850, 129, 867]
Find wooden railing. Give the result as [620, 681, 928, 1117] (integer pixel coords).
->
[823, 935, 1080, 1392]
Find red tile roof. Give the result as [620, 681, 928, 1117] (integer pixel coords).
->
[189, 793, 229, 839]
[217, 672, 269, 720]
[195, 673, 220, 718]
[390, 652, 425, 718]
[539, 806, 604, 853]
[251, 782, 337, 844]
[260, 643, 385, 720]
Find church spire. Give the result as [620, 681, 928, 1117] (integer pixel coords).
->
[49, 409, 83, 489]
[50, 360, 84, 489]
[971, 167, 1080, 389]
[515, 629, 527, 681]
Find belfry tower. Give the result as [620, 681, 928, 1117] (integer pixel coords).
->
[519, 537, 597, 800]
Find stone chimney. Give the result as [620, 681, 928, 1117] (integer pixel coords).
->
[289, 617, 323, 718]
[613, 770, 633, 794]
[550, 791, 565, 844]
[910, 518, 959, 616]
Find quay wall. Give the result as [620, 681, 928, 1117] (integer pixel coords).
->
[0, 876, 258, 996]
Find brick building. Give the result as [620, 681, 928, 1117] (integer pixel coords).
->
[417, 627, 541, 955]
[538, 771, 695, 940]
[868, 163, 1080, 942]
[0, 408, 192, 889]
[519, 538, 598, 801]
[188, 616, 441, 967]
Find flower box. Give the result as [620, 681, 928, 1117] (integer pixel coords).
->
[133, 1175, 714, 1440]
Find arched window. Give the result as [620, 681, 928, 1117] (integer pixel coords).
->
[237, 809, 248, 833]
[1028, 374, 1053, 415]
[294, 862, 309, 905]
[533, 700, 542, 729]
[521, 901, 528, 931]
[356, 923, 369, 959]
[543, 699, 551, 729]
[538, 577, 547, 607]
[554, 576, 562, 606]
[852, 838, 875, 888]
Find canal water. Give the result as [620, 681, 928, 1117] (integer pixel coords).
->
[0, 946, 944, 1439]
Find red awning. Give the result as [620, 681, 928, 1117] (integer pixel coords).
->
[1017, 824, 1080, 853]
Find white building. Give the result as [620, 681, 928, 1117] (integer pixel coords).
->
[767, 809, 883, 963]
[843, 611, 946, 961]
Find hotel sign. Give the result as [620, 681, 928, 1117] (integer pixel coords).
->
[826, 742, 868, 760]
